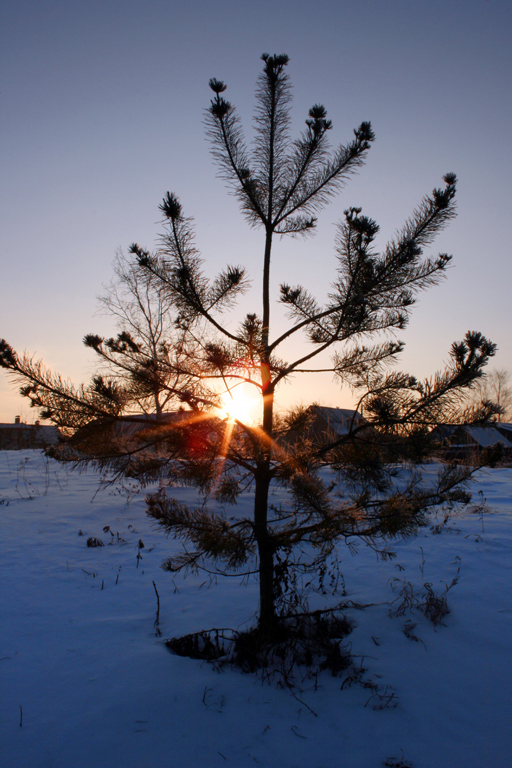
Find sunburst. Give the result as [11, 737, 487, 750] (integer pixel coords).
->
[219, 381, 260, 425]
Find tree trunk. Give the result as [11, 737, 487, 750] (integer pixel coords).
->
[254, 382, 276, 636]
[251, 193, 276, 637]
[254, 469, 275, 635]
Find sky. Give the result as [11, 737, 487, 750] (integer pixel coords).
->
[1, 0, 511, 422]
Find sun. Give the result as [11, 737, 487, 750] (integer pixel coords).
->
[219, 382, 260, 424]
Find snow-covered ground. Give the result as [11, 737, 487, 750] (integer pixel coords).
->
[1, 450, 511, 768]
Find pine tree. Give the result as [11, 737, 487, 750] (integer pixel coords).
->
[1, 54, 497, 655]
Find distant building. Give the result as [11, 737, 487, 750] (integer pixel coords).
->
[432, 422, 512, 461]
[67, 410, 215, 456]
[496, 423, 512, 443]
[279, 405, 367, 452]
[306, 406, 366, 440]
[76, 406, 367, 456]
[0, 417, 60, 450]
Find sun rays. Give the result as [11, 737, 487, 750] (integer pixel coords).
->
[218, 381, 260, 425]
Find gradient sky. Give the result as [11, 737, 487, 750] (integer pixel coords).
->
[1, 0, 511, 422]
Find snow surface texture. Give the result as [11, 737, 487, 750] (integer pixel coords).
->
[1, 451, 511, 768]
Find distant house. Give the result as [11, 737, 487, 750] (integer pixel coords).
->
[101, 406, 367, 455]
[67, 410, 221, 457]
[306, 406, 366, 442]
[67, 411, 183, 450]
[279, 405, 366, 453]
[0, 416, 60, 450]
[496, 423, 512, 443]
[432, 422, 512, 461]
[107, 412, 186, 440]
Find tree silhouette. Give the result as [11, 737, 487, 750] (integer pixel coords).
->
[466, 368, 512, 423]
[86, 251, 199, 419]
[1, 54, 497, 658]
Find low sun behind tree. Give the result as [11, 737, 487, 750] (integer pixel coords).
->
[0, 54, 499, 664]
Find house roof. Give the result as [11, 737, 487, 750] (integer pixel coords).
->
[309, 406, 363, 434]
[452, 425, 512, 448]
[0, 422, 60, 449]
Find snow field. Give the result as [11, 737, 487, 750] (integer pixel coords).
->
[1, 451, 511, 767]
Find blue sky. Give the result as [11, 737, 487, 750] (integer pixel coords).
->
[1, 0, 511, 421]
